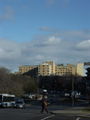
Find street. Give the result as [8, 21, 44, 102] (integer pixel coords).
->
[0, 108, 52, 120]
[0, 105, 90, 120]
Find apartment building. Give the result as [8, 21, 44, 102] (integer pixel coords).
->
[38, 61, 56, 76]
[38, 63, 52, 76]
[38, 62, 84, 76]
[55, 64, 76, 76]
[43, 61, 56, 75]
[19, 65, 37, 74]
[76, 63, 84, 76]
[18, 61, 84, 76]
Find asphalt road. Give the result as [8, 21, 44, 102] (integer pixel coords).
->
[0, 108, 50, 120]
[49, 114, 90, 120]
[0, 107, 90, 120]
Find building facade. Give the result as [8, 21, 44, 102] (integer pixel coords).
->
[55, 64, 76, 76]
[38, 61, 56, 76]
[76, 63, 84, 76]
[19, 65, 37, 74]
[18, 61, 84, 76]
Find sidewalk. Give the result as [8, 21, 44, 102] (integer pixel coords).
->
[51, 106, 90, 118]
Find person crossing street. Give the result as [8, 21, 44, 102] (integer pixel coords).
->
[41, 95, 48, 114]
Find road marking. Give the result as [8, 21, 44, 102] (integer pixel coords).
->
[76, 117, 80, 120]
[41, 115, 55, 120]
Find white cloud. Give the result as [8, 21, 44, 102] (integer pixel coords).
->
[35, 55, 45, 60]
[0, 31, 90, 72]
[48, 36, 61, 43]
[0, 39, 21, 59]
[0, 48, 4, 53]
[77, 40, 90, 50]
[44, 36, 61, 46]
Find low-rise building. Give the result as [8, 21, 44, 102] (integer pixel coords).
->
[19, 65, 37, 74]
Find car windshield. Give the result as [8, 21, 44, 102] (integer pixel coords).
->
[16, 101, 23, 104]
[16, 99, 24, 104]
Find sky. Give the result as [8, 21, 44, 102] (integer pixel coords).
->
[0, 0, 90, 72]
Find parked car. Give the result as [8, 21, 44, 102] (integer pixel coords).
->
[15, 99, 25, 109]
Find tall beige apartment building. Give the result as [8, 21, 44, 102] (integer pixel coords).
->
[76, 63, 84, 76]
[18, 61, 84, 76]
[38, 63, 52, 76]
[38, 61, 56, 76]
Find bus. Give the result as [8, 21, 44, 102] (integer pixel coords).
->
[0, 94, 15, 108]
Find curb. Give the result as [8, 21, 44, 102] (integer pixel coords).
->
[78, 115, 90, 118]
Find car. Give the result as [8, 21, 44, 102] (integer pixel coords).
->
[15, 99, 25, 109]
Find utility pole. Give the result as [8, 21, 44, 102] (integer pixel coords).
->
[71, 76, 75, 106]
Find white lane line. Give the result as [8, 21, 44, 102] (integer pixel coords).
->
[41, 115, 55, 120]
[76, 117, 80, 120]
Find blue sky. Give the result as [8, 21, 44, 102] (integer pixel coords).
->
[0, 0, 90, 71]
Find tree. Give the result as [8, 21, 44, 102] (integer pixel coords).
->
[86, 67, 90, 79]
[0, 67, 38, 96]
[86, 67, 90, 96]
[0, 67, 11, 93]
[22, 75, 38, 93]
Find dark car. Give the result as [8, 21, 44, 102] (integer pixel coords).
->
[15, 99, 25, 109]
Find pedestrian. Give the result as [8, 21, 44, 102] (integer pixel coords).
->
[41, 95, 48, 114]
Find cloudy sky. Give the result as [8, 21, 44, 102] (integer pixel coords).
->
[0, 0, 90, 72]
